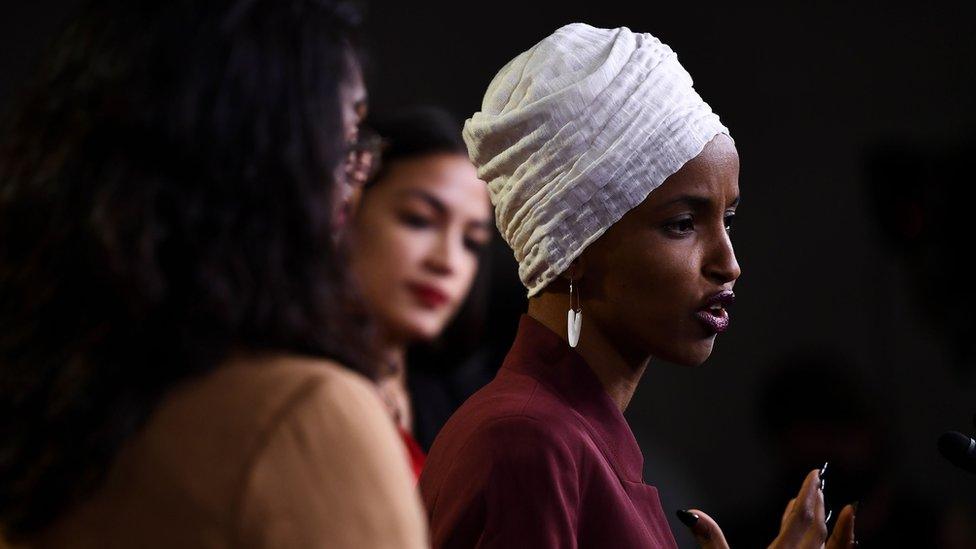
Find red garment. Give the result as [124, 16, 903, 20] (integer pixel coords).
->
[419, 315, 678, 548]
[398, 425, 427, 481]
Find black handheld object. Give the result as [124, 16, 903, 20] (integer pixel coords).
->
[938, 431, 976, 474]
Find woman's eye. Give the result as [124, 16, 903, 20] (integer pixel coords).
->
[464, 237, 488, 253]
[399, 212, 432, 229]
[664, 217, 694, 235]
[725, 213, 735, 233]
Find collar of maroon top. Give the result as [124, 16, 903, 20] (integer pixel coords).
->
[500, 314, 646, 483]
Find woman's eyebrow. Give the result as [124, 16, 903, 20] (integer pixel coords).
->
[658, 194, 711, 210]
[659, 194, 740, 210]
[467, 218, 495, 231]
[396, 188, 494, 228]
[396, 188, 447, 214]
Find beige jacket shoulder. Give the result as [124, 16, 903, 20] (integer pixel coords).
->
[27, 354, 428, 549]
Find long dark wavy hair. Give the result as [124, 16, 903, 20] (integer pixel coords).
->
[0, 0, 376, 539]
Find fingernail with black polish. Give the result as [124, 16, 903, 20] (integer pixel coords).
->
[676, 509, 699, 528]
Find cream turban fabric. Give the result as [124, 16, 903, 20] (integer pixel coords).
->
[463, 23, 730, 297]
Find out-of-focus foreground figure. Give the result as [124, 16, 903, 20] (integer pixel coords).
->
[0, 1, 427, 547]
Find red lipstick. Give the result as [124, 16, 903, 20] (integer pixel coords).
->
[407, 282, 450, 309]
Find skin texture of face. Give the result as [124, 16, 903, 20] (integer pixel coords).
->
[575, 133, 741, 368]
[350, 153, 492, 343]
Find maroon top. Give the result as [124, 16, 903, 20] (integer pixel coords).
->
[419, 315, 678, 548]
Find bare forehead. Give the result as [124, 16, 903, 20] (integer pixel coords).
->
[383, 155, 491, 218]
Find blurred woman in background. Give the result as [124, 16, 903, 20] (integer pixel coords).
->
[348, 107, 493, 478]
[0, 0, 426, 546]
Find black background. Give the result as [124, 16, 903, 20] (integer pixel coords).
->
[3, 1, 975, 546]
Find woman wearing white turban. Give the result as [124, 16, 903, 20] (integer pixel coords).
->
[418, 24, 857, 548]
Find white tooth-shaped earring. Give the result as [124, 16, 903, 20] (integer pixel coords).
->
[569, 309, 582, 348]
[567, 278, 582, 348]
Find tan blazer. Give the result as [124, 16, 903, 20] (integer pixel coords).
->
[18, 354, 428, 548]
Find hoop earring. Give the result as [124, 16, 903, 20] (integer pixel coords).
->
[567, 277, 582, 348]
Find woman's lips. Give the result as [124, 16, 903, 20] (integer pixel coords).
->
[696, 307, 730, 334]
[407, 282, 450, 309]
[696, 289, 734, 334]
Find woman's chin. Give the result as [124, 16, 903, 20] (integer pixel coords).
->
[393, 312, 449, 344]
[652, 339, 715, 367]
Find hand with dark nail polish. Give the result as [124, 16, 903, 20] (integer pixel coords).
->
[819, 461, 832, 525]
[676, 509, 699, 528]
[767, 468, 858, 549]
[676, 508, 729, 549]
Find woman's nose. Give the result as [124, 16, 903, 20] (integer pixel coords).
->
[704, 229, 741, 284]
[423, 232, 460, 276]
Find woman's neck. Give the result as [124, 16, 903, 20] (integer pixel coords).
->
[375, 332, 414, 433]
[381, 343, 407, 380]
[527, 294, 649, 413]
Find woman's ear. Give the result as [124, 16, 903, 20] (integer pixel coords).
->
[563, 256, 586, 282]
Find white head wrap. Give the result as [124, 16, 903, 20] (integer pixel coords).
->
[463, 23, 731, 296]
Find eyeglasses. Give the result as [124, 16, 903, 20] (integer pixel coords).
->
[343, 126, 383, 189]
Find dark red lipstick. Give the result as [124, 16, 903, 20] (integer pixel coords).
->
[407, 282, 450, 309]
[695, 289, 735, 334]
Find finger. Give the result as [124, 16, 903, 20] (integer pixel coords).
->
[778, 468, 827, 547]
[825, 503, 857, 549]
[780, 498, 796, 529]
[677, 508, 730, 549]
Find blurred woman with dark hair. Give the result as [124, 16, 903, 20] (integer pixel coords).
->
[0, 0, 427, 546]
[347, 107, 493, 478]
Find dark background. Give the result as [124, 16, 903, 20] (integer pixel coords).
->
[3, 1, 975, 546]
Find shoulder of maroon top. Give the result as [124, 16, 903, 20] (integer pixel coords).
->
[491, 375, 585, 429]
[461, 413, 581, 463]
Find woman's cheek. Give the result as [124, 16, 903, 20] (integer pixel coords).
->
[359, 220, 408, 279]
[389, 224, 428, 263]
[387, 225, 443, 283]
[459, 255, 480, 291]
[443, 264, 475, 316]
